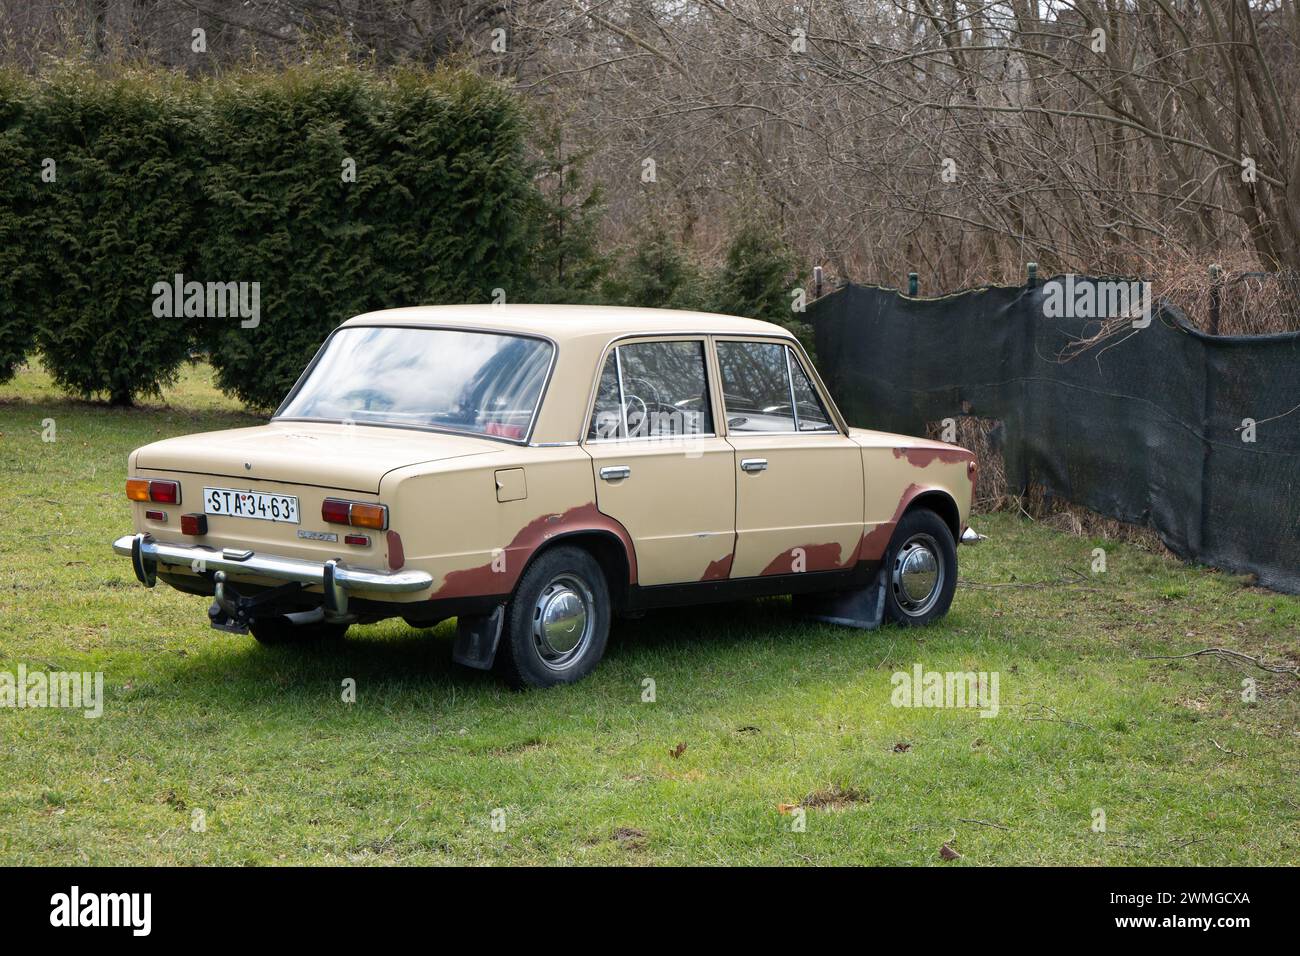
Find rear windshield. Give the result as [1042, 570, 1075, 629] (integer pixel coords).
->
[276, 326, 553, 441]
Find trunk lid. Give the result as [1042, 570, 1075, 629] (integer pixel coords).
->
[134, 421, 499, 494]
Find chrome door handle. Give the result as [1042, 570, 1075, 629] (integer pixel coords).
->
[599, 465, 631, 480]
[740, 458, 768, 473]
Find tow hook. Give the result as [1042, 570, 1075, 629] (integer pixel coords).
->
[207, 573, 305, 634]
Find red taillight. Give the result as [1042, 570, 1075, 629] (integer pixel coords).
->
[344, 533, 369, 546]
[180, 513, 207, 536]
[144, 510, 166, 523]
[149, 480, 180, 504]
[126, 478, 180, 504]
[322, 498, 388, 530]
[321, 498, 352, 524]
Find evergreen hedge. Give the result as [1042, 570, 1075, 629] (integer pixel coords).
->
[0, 62, 535, 407]
[0, 71, 40, 385]
[27, 68, 203, 405]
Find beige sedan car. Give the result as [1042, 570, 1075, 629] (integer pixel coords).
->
[114, 306, 978, 687]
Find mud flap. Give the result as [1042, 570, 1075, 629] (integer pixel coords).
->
[793, 565, 887, 629]
[452, 605, 505, 670]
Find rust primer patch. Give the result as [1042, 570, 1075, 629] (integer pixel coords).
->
[700, 552, 734, 581]
[857, 482, 927, 563]
[759, 541, 846, 577]
[430, 502, 637, 599]
[892, 445, 972, 468]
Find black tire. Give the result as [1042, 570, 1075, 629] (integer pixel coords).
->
[495, 545, 611, 688]
[883, 508, 958, 627]
[248, 616, 349, 646]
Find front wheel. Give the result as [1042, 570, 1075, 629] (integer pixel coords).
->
[496, 545, 611, 688]
[883, 509, 957, 626]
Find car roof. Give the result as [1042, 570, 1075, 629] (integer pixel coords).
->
[341, 304, 794, 342]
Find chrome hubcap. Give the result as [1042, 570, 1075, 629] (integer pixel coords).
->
[892, 534, 943, 616]
[532, 574, 594, 669]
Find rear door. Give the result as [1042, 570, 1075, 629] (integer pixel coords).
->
[584, 338, 737, 585]
[716, 338, 865, 578]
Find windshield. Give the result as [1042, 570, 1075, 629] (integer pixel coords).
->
[277, 326, 553, 440]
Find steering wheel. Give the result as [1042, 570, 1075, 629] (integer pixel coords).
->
[623, 393, 650, 436]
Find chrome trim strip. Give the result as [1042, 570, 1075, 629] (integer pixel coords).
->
[614, 345, 629, 439]
[784, 345, 801, 433]
[113, 534, 432, 593]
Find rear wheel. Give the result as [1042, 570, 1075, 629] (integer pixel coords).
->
[883, 509, 957, 626]
[248, 616, 349, 646]
[496, 545, 611, 688]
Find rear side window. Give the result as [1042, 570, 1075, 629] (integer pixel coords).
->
[717, 340, 835, 433]
[716, 341, 796, 432]
[587, 340, 713, 439]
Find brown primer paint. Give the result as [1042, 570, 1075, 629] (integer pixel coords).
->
[430, 502, 637, 599]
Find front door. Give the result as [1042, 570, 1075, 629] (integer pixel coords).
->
[715, 339, 865, 579]
[585, 338, 736, 586]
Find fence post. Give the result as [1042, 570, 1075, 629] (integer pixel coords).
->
[1208, 263, 1222, 334]
[1026, 261, 1038, 287]
[813, 265, 823, 299]
[907, 272, 918, 296]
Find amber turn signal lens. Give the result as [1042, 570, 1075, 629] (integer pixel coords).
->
[349, 503, 388, 530]
[126, 478, 151, 501]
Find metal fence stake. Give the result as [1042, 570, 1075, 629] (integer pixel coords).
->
[1209, 263, 1222, 335]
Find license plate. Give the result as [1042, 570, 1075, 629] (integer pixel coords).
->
[203, 487, 300, 524]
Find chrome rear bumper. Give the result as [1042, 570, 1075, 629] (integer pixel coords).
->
[112, 533, 432, 612]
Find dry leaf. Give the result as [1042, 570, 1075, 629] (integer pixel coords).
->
[939, 842, 962, 861]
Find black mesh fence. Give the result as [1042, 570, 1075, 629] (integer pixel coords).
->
[809, 279, 1300, 593]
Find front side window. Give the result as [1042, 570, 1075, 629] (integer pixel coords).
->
[277, 326, 552, 440]
[587, 340, 713, 440]
[717, 340, 836, 433]
[789, 354, 835, 431]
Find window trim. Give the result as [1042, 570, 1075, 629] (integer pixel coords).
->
[584, 336, 719, 445]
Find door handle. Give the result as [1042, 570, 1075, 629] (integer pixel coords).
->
[599, 465, 631, 481]
[740, 458, 768, 473]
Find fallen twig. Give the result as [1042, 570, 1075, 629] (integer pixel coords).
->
[1021, 702, 1096, 731]
[1211, 739, 1245, 758]
[958, 817, 1011, 831]
[1142, 647, 1299, 679]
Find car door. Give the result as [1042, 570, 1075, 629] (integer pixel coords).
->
[715, 338, 865, 579]
[584, 337, 737, 586]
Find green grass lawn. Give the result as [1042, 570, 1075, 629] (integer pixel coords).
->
[1, 360, 1297, 865]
